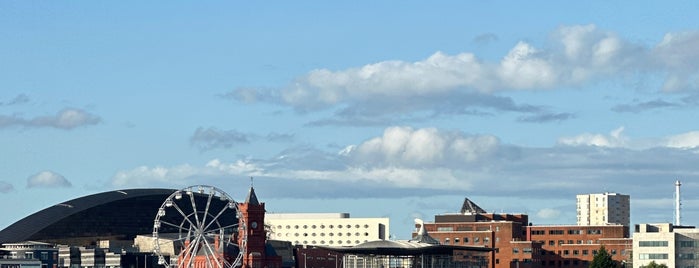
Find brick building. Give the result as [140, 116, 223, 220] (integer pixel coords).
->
[527, 225, 632, 268]
[420, 197, 632, 268]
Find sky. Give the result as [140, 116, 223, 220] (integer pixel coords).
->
[2, 1, 699, 239]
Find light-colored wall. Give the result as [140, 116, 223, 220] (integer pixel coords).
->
[265, 214, 389, 247]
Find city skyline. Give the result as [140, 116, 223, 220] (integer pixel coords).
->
[1, 1, 699, 238]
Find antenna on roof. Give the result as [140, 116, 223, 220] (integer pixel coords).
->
[250, 177, 254, 188]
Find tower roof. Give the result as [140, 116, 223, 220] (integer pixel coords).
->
[460, 197, 486, 214]
[246, 187, 260, 205]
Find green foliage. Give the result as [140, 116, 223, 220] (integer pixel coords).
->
[589, 246, 617, 268]
[640, 261, 668, 268]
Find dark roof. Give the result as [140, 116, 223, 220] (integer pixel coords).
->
[0, 188, 236, 245]
[0, 188, 178, 244]
[460, 197, 486, 214]
[245, 187, 260, 205]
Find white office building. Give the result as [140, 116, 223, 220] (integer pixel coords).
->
[265, 213, 389, 247]
[633, 223, 699, 268]
[577, 193, 630, 227]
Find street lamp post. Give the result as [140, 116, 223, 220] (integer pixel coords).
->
[302, 252, 307, 268]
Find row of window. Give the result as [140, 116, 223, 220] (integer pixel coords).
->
[276, 224, 370, 230]
[545, 239, 597, 246]
[533, 229, 603, 235]
[639, 241, 669, 247]
[293, 240, 368, 245]
[275, 232, 371, 237]
[442, 236, 495, 245]
[639, 253, 668, 260]
[512, 248, 533, 254]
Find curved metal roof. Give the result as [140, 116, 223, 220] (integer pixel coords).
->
[0, 188, 177, 244]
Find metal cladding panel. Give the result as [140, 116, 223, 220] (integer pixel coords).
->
[0, 188, 176, 243]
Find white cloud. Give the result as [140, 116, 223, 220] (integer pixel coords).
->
[346, 126, 499, 167]
[664, 131, 699, 149]
[108, 126, 699, 203]
[559, 127, 699, 150]
[26, 171, 72, 188]
[110, 159, 263, 187]
[230, 24, 699, 115]
[536, 208, 562, 220]
[557, 127, 628, 148]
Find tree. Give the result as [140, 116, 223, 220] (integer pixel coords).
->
[640, 261, 668, 268]
[589, 246, 617, 268]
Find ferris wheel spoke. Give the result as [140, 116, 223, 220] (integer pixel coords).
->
[200, 237, 221, 268]
[201, 189, 214, 229]
[170, 201, 200, 230]
[188, 191, 202, 228]
[201, 204, 231, 232]
[158, 219, 194, 234]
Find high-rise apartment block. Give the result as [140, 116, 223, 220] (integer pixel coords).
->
[576, 193, 630, 227]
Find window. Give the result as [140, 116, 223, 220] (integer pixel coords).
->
[531, 230, 545, 235]
[583, 250, 589, 255]
[680, 241, 695, 247]
[558, 240, 564, 245]
[474, 237, 480, 243]
[549, 230, 564, 235]
[444, 238, 450, 244]
[513, 248, 519, 254]
[587, 229, 601, 234]
[484, 237, 490, 244]
[563, 250, 569, 255]
[639, 241, 669, 247]
[464, 237, 469, 243]
[523, 248, 533, 254]
[573, 250, 579, 255]
[25, 252, 33, 259]
[437, 227, 454, 231]
[679, 253, 695, 260]
[549, 240, 555, 246]
[455, 238, 460, 244]
[639, 253, 668, 260]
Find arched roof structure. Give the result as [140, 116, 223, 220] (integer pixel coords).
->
[0, 188, 237, 245]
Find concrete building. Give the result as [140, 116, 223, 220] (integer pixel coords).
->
[633, 223, 699, 268]
[576, 193, 630, 228]
[265, 213, 389, 247]
[0, 241, 58, 268]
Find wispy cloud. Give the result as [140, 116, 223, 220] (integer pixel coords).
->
[26, 171, 72, 188]
[0, 108, 101, 130]
[612, 99, 680, 113]
[0, 181, 13, 193]
[0, 94, 30, 106]
[190, 127, 294, 151]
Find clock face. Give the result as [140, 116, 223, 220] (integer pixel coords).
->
[251, 221, 258, 229]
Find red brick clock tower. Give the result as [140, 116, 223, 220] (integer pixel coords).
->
[238, 186, 281, 268]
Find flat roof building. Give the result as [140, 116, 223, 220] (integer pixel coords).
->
[265, 213, 389, 247]
[576, 193, 630, 228]
[633, 223, 699, 268]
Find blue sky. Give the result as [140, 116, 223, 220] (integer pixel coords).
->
[2, 1, 699, 239]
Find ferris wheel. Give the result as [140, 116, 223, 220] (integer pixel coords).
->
[152, 185, 245, 268]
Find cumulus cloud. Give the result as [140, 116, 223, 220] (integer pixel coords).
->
[536, 208, 562, 220]
[342, 126, 500, 167]
[219, 25, 699, 130]
[0, 108, 101, 130]
[110, 126, 699, 200]
[0, 181, 14, 193]
[26, 171, 72, 188]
